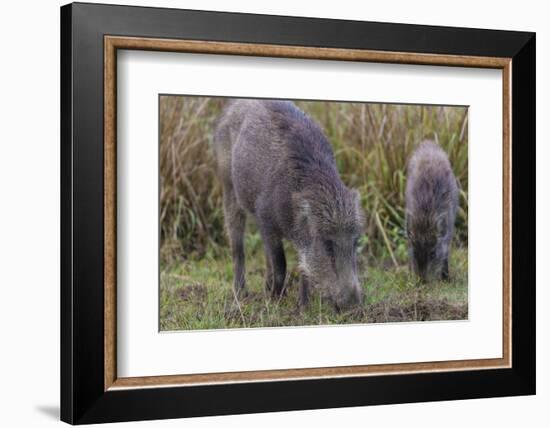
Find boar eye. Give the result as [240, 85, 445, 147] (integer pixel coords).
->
[324, 239, 335, 258]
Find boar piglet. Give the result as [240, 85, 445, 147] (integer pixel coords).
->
[214, 99, 364, 311]
[406, 141, 458, 282]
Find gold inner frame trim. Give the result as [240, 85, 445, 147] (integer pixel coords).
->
[104, 35, 512, 391]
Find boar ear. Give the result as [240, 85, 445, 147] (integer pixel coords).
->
[350, 189, 365, 225]
[292, 193, 312, 226]
[405, 211, 416, 240]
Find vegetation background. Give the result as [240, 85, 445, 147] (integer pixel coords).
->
[159, 96, 469, 330]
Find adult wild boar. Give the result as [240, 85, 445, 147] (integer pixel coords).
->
[406, 141, 459, 282]
[214, 99, 364, 310]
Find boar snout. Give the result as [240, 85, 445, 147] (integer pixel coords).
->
[332, 280, 363, 312]
[411, 247, 438, 283]
[412, 256, 429, 283]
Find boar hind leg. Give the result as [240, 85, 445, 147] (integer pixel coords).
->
[223, 190, 247, 296]
[299, 275, 310, 308]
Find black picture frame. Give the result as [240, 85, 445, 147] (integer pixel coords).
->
[61, 2, 535, 424]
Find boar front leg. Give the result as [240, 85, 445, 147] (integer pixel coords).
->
[441, 254, 450, 281]
[264, 252, 273, 292]
[223, 189, 247, 297]
[258, 224, 286, 298]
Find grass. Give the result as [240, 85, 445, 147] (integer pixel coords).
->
[159, 96, 469, 330]
[160, 232, 468, 331]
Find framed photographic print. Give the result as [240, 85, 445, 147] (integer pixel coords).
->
[60, 2, 535, 424]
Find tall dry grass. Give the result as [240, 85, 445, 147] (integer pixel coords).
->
[159, 96, 225, 263]
[160, 96, 468, 266]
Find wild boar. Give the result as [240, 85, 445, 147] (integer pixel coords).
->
[405, 141, 459, 282]
[214, 99, 364, 310]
